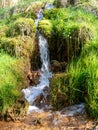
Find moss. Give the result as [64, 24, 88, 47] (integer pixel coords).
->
[50, 73, 70, 109]
[38, 20, 53, 38]
[39, 7, 97, 62]
[66, 39, 98, 118]
[0, 36, 35, 58]
[0, 25, 9, 38]
[6, 18, 36, 37]
[43, 8, 66, 20]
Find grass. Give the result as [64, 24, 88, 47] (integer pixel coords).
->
[67, 39, 98, 118]
[0, 53, 24, 114]
[43, 6, 98, 118]
[38, 7, 97, 62]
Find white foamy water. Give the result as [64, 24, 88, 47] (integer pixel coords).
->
[22, 33, 52, 113]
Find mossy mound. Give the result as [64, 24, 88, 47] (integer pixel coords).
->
[50, 73, 72, 109]
[38, 20, 53, 38]
[0, 36, 35, 58]
[50, 70, 86, 110]
[44, 7, 98, 117]
[6, 18, 36, 37]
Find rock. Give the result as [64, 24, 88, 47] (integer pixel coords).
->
[51, 60, 62, 72]
[54, 0, 79, 7]
[51, 60, 67, 72]
[34, 93, 44, 105]
[27, 70, 41, 85]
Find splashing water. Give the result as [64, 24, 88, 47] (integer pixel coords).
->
[22, 34, 52, 113]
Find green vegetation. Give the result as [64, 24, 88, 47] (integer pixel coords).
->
[0, 53, 25, 114]
[0, 0, 38, 118]
[7, 18, 36, 37]
[38, 6, 98, 117]
[38, 8, 97, 62]
[50, 39, 98, 118]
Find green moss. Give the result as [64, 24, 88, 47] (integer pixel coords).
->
[38, 20, 53, 38]
[43, 8, 66, 20]
[0, 36, 35, 58]
[6, 18, 36, 37]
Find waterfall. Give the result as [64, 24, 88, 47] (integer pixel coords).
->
[22, 4, 54, 113]
[22, 3, 85, 115]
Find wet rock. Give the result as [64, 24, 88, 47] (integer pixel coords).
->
[51, 60, 67, 72]
[34, 93, 44, 105]
[27, 70, 41, 85]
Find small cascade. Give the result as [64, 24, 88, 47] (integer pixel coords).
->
[22, 3, 85, 116]
[22, 4, 54, 113]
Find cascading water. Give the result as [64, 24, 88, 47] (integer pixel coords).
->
[22, 4, 54, 113]
[22, 3, 85, 116]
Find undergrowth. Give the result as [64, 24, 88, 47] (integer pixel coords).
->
[0, 53, 24, 114]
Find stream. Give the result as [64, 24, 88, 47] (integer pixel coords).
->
[22, 4, 53, 113]
[22, 3, 85, 117]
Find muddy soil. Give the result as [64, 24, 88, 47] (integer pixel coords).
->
[0, 111, 97, 130]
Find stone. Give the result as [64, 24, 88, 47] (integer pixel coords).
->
[51, 60, 67, 72]
[34, 93, 44, 105]
[27, 70, 41, 85]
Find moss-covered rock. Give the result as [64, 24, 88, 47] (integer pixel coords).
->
[0, 36, 35, 58]
[38, 20, 53, 38]
[6, 18, 36, 37]
[50, 73, 70, 109]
